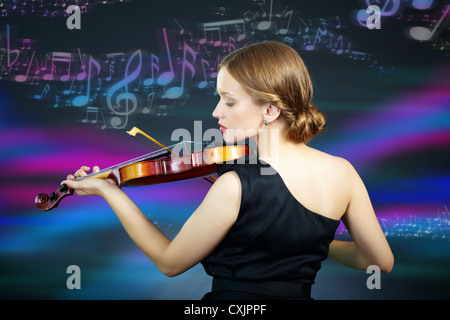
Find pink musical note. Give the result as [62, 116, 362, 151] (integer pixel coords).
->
[43, 52, 72, 81]
[77, 48, 87, 81]
[15, 50, 35, 82]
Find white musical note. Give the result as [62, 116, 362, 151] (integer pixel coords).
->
[257, 0, 273, 30]
[409, 6, 449, 41]
[279, 10, 292, 35]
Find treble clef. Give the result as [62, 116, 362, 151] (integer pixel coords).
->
[106, 49, 142, 129]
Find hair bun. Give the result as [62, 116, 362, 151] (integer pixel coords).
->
[288, 104, 326, 143]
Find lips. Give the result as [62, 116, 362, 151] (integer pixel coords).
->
[219, 124, 227, 133]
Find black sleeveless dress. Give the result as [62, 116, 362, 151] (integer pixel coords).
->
[201, 159, 340, 300]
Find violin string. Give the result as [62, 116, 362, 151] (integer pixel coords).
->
[72, 146, 178, 181]
[71, 141, 222, 183]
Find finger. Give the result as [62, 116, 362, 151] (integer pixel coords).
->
[61, 179, 76, 189]
[66, 174, 75, 180]
[75, 166, 90, 178]
[93, 166, 100, 173]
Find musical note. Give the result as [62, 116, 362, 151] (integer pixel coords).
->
[376, 0, 401, 16]
[305, 27, 325, 50]
[335, 15, 341, 29]
[409, 6, 449, 41]
[72, 55, 101, 107]
[143, 53, 159, 86]
[54, 95, 60, 108]
[302, 35, 311, 46]
[15, 50, 35, 82]
[105, 52, 125, 64]
[106, 63, 114, 81]
[43, 52, 72, 81]
[332, 35, 343, 54]
[279, 10, 292, 35]
[6, 25, 20, 70]
[106, 49, 142, 129]
[257, 0, 273, 30]
[34, 83, 50, 100]
[63, 76, 75, 95]
[20, 39, 31, 50]
[412, 0, 434, 10]
[157, 105, 167, 116]
[282, 36, 293, 46]
[157, 28, 175, 86]
[198, 59, 210, 89]
[82, 107, 99, 124]
[174, 19, 185, 35]
[142, 91, 155, 114]
[77, 48, 87, 81]
[349, 51, 367, 60]
[200, 22, 222, 46]
[243, 9, 258, 22]
[216, 7, 225, 16]
[297, 17, 310, 35]
[319, 18, 328, 35]
[165, 42, 196, 99]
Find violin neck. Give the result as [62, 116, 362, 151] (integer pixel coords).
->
[74, 169, 114, 181]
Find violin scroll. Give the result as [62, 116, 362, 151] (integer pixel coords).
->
[35, 183, 73, 211]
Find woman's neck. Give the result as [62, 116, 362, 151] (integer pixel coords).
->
[253, 123, 306, 167]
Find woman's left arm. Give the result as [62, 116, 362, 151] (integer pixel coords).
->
[63, 169, 241, 277]
[329, 159, 394, 273]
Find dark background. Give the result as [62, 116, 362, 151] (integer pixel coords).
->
[0, 0, 449, 299]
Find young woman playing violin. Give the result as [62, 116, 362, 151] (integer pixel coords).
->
[62, 41, 394, 300]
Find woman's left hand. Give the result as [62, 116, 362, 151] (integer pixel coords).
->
[61, 165, 119, 198]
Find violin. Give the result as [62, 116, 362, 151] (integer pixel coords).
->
[35, 127, 249, 212]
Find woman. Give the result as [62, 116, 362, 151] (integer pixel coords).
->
[62, 41, 394, 300]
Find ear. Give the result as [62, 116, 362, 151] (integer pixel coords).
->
[263, 104, 282, 123]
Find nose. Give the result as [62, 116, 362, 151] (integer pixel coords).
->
[212, 101, 223, 120]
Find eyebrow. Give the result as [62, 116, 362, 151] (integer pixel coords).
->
[217, 91, 235, 97]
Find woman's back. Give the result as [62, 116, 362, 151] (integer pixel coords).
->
[266, 143, 353, 222]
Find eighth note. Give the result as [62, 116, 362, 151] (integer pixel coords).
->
[409, 6, 449, 41]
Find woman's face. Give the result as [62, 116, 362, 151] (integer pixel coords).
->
[212, 67, 265, 144]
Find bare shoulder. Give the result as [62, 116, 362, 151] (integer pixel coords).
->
[303, 148, 362, 214]
[306, 147, 356, 179]
[201, 170, 242, 215]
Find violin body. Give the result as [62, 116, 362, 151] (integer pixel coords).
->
[35, 144, 249, 211]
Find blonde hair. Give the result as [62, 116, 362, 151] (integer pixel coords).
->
[219, 41, 326, 143]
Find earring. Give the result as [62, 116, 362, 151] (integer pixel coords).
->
[264, 119, 269, 126]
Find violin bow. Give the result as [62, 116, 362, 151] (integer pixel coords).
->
[126, 127, 217, 184]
